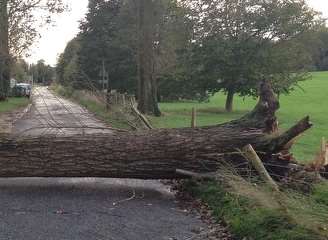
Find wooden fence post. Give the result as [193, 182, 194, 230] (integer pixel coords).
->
[106, 91, 110, 111]
[122, 94, 126, 106]
[322, 137, 328, 166]
[191, 107, 197, 128]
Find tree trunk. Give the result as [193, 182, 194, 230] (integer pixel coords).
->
[0, 0, 10, 100]
[137, 0, 161, 116]
[225, 88, 234, 112]
[0, 81, 312, 179]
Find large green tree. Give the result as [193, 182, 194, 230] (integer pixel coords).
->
[56, 37, 84, 88]
[179, 0, 322, 111]
[77, 0, 137, 92]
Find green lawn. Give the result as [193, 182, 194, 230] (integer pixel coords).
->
[150, 71, 328, 162]
[0, 97, 30, 114]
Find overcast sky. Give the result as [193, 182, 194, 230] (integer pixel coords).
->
[27, 0, 89, 66]
[26, 0, 328, 66]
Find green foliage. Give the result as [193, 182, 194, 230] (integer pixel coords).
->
[57, 0, 194, 97]
[77, 0, 137, 93]
[57, 0, 324, 110]
[30, 60, 54, 85]
[56, 38, 84, 88]
[11, 58, 54, 86]
[11, 59, 29, 82]
[53, 84, 75, 98]
[310, 27, 328, 71]
[173, 0, 322, 107]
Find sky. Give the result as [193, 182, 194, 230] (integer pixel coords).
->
[27, 0, 328, 66]
[27, 0, 89, 66]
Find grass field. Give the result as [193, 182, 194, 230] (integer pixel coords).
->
[0, 97, 30, 114]
[150, 71, 328, 162]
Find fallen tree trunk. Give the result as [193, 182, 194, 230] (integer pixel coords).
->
[0, 81, 312, 179]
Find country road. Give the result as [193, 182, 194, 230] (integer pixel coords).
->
[14, 86, 112, 136]
[0, 87, 210, 240]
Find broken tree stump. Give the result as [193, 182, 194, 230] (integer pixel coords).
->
[0, 81, 313, 179]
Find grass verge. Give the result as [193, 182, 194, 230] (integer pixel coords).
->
[0, 97, 30, 134]
[0, 97, 30, 114]
[183, 174, 328, 240]
[52, 84, 133, 130]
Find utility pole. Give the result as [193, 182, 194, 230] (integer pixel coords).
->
[30, 64, 34, 87]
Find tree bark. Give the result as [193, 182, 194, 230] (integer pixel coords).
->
[137, 0, 161, 116]
[0, 0, 10, 100]
[0, 81, 312, 179]
[225, 88, 234, 112]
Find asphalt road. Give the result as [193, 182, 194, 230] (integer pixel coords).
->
[1, 87, 208, 240]
[13, 87, 112, 136]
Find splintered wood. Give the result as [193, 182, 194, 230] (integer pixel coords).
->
[313, 137, 328, 171]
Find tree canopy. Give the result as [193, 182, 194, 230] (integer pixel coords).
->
[56, 0, 325, 114]
[175, 0, 323, 111]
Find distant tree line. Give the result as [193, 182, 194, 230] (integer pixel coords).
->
[10, 59, 54, 85]
[56, 0, 327, 114]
